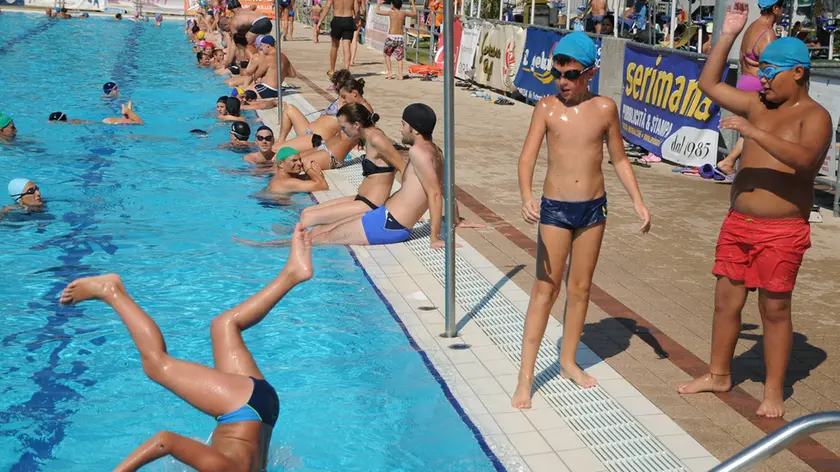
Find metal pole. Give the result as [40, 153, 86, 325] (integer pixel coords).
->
[274, 0, 283, 123]
[499, 0, 503, 20]
[711, 0, 727, 45]
[613, 0, 618, 37]
[669, 0, 676, 48]
[565, 0, 570, 29]
[711, 412, 840, 472]
[530, 0, 535, 23]
[442, 0, 457, 338]
[830, 30, 836, 60]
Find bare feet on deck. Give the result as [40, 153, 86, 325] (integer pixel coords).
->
[561, 362, 597, 389]
[511, 376, 533, 409]
[676, 372, 732, 395]
[284, 223, 313, 283]
[756, 388, 785, 418]
[60, 274, 124, 305]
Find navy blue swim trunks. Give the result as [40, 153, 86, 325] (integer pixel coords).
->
[540, 194, 607, 230]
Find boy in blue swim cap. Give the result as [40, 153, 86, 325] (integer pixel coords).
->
[678, 1, 832, 420]
[512, 32, 651, 407]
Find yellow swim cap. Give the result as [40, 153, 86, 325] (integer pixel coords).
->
[197, 31, 205, 39]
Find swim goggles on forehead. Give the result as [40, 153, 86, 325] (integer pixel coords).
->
[757, 64, 795, 80]
[12, 186, 38, 201]
[550, 66, 592, 80]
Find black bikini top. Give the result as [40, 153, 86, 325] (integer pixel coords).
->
[361, 154, 395, 177]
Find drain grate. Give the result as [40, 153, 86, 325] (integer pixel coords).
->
[336, 164, 687, 472]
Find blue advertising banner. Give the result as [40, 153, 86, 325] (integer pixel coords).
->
[620, 44, 726, 167]
[514, 29, 601, 103]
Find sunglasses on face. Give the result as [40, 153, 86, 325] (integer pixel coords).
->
[13, 186, 39, 199]
[255, 134, 274, 142]
[550, 66, 592, 81]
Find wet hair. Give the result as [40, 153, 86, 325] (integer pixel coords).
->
[552, 54, 587, 68]
[116, 13, 122, 19]
[60, 7, 67, 12]
[392, 0, 403, 9]
[217, 95, 228, 104]
[225, 97, 241, 116]
[192, 24, 200, 34]
[256, 125, 274, 136]
[339, 77, 367, 96]
[233, 33, 248, 46]
[244, 90, 258, 101]
[337, 102, 379, 127]
[196, 51, 205, 63]
[760, 0, 784, 15]
[331, 69, 353, 89]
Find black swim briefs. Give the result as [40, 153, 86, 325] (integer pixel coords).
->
[250, 16, 272, 35]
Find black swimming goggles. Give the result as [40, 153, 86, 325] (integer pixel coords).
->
[255, 134, 274, 142]
[12, 186, 39, 201]
[550, 66, 592, 81]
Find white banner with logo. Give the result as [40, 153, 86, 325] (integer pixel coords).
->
[25, 0, 106, 11]
[364, 4, 392, 53]
[809, 75, 839, 179]
[472, 23, 525, 92]
[105, 0, 184, 14]
[456, 18, 482, 80]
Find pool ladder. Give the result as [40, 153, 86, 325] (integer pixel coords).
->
[711, 412, 840, 471]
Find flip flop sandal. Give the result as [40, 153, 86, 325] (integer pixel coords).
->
[494, 97, 514, 105]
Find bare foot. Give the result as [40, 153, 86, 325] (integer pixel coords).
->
[756, 388, 785, 418]
[456, 218, 486, 229]
[511, 377, 533, 409]
[561, 362, 597, 388]
[385, 75, 393, 80]
[717, 159, 735, 175]
[396, 75, 405, 81]
[676, 372, 732, 395]
[60, 274, 123, 305]
[284, 223, 313, 282]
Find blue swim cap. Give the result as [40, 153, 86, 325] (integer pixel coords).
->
[55, 6, 61, 12]
[759, 37, 811, 69]
[261, 36, 276, 47]
[103, 82, 118, 94]
[758, 0, 780, 9]
[552, 32, 597, 68]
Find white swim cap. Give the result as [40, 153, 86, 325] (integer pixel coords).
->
[8, 178, 31, 202]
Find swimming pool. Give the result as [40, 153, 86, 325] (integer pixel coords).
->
[0, 12, 501, 471]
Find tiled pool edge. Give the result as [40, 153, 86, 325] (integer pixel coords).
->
[313, 168, 720, 472]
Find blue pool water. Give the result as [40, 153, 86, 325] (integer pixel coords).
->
[0, 13, 501, 472]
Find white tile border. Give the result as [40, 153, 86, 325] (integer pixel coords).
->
[263, 94, 721, 472]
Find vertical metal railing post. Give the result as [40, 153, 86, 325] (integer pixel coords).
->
[275, 0, 283, 123]
[442, 0, 457, 338]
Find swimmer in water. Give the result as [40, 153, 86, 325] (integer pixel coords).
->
[2, 178, 44, 221]
[219, 121, 255, 149]
[103, 82, 119, 98]
[56, 224, 318, 472]
[103, 101, 144, 125]
[0, 112, 17, 142]
[197, 51, 212, 67]
[115, 12, 122, 20]
[243, 126, 277, 166]
[219, 97, 246, 122]
[215, 96, 229, 116]
[48, 112, 95, 124]
[155, 13, 163, 26]
[263, 149, 328, 195]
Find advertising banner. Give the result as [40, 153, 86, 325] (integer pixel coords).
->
[434, 16, 462, 70]
[3, 0, 25, 6]
[364, 4, 391, 53]
[239, 0, 274, 19]
[809, 75, 839, 178]
[456, 18, 482, 79]
[514, 28, 601, 103]
[26, 0, 105, 11]
[620, 44, 726, 167]
[473, 23, 525, 92]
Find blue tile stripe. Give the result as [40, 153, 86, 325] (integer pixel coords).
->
[0, 22, 142, 472]
[0, 18, 57, 57]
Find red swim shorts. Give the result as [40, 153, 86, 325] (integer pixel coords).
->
[712, 209, 811, 293]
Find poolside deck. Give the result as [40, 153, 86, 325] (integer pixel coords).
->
[261, 24, 840, 472]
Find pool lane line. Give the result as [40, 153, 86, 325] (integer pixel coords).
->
[1, 21, 143, 472]
[0, 18, 58, 58]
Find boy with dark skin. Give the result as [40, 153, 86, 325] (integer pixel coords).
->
[511, 33, 651, 408]
[677, 2, 832, 419]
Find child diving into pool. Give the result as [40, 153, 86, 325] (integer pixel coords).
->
[511, 33, 651, 408]
[59, 224, 315, 472]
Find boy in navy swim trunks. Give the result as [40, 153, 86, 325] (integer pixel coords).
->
[512, 33, 651, 408]
[678, 3, 831, 419]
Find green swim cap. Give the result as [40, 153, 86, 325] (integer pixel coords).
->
[0, 113, 12, 129]
[275, 147, 299, 162]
